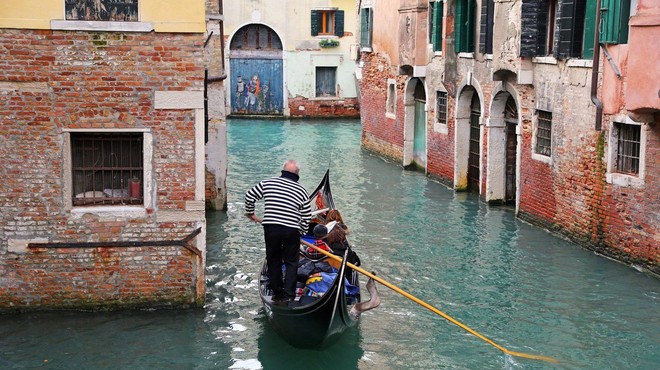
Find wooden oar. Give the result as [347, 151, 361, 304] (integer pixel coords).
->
[300, 239, 559, 363]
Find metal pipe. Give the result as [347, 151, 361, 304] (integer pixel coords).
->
[591, 0, 603, 131]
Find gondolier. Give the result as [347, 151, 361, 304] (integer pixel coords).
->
[245, 159, 312, 304]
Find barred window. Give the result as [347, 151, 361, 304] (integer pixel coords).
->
[614, 122, 640, 175]
[71, 133, 143, 206]
[316, 67, 337, 97]
[436, 91, 447, 124]
[65, 0, 139, 22]
[535, 110, 552, 156]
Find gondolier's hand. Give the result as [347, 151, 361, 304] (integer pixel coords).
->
[245, 213, 261, 223]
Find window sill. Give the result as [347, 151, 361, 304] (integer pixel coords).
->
[532, 56, 557, 65]
[70, 205, 147, 219]
[458, 52, 474, 59]
[311, 96, 341, 100]
[360, 47, 373, 53]
[484, 54, 493, 60]
[566, 59, 593, 68]
[531, 152, 552, 164]
[385, 112, 396, 119]
[606, 173, 644, 188]
[433, 123, 448, 135]
[51, 20, 154, 32]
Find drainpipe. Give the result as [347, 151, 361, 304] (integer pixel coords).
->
[590, 0, 603, 131]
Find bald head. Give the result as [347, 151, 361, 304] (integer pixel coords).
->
[282, 159, 300, 174]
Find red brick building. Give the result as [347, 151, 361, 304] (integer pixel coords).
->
[0, 0, 227, 310]
[357, 0, 658, 273]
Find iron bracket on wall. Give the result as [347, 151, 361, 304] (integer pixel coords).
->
[28, 227, 203, 257]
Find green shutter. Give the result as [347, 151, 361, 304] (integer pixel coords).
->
[455, 0, 476, 53]
[467, 0, 475, 52]
[455, 0, 465, 52]
[432, 2, 443, 51]
[600, 0, 631, 44]
[311, 10, 319, 36]
[335, 10, 345, 37]
[582, 0, 597, 59]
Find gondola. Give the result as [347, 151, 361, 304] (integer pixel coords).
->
[258, 169, 363, 348]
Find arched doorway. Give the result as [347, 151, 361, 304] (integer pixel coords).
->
[455, 86, 481, 192]
[503, 95, 518, 204]
[403, 77, 427, 171]
[467, 94, 481, 193]
[229, 24, 283, 115]
[486, 87, 520, 206]
[412, 80, 427, 169]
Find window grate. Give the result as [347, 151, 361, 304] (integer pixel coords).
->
[71, 133, 143, 206]
[616, 123, 640, 175]
[436, 91, 447, 124]
[65, 0, 138, 22]
[536, 110, 552, 156]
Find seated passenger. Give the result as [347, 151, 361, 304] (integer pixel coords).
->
[325, 209, 350, 235]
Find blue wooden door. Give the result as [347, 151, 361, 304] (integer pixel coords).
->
[230, 58, 283, 115]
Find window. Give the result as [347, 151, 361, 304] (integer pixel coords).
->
[599, 0, 631, 44]
[521, 0, 557, 57]
[555, 0, 597, 59]
[315, 67, 336, 97]
[386, 81, 396, 115]
[535, 110, 552, 156]
[360, 7, 373, 49]
[436, 91, 448, 124]
[479, 0, 494, 54]
[455, 0, 476, 53]
[311, 9, 344, 37]
[517, 0, 597, 59]
[613, 122, 640, 175]
[65, 0, 138, 21]
[430, 1, 444, 52]
[71, 132, 143, 206]
[230, 24, 283, 51]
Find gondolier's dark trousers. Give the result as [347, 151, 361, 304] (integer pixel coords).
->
[263, 224, 300, 298]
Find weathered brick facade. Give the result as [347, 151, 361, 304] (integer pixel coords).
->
[288, 96, 360, 118]
[1, 12, 211, 310]
[357, 0, 658, 274]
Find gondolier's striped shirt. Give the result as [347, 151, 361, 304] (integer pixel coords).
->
[245, 175, 311, 234]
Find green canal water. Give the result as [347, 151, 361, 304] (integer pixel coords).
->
[1, 118, 657, 369]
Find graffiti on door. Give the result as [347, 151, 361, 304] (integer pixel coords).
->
[230, 59, 283, 115]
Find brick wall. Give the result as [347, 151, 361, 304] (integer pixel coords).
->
[288, 96, 360, 118]
[359, 52, 405, 162]
[0, 28, 206, 311]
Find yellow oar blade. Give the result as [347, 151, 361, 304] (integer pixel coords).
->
[300, 239, 559, 364]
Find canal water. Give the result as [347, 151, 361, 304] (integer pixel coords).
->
[1, 118, 658, 370]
